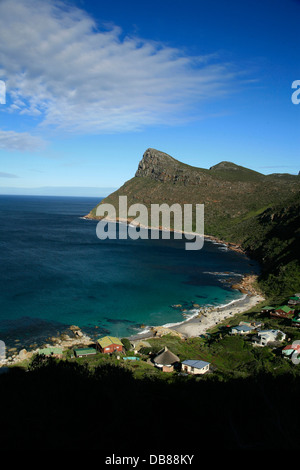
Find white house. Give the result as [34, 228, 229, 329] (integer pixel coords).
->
[181, 359, 210, 375]
[252, 329, 286, 347]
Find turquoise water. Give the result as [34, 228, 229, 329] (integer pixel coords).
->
[0, 195, 258, 348]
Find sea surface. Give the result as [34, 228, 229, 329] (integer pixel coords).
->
[0, 195, 259, 350]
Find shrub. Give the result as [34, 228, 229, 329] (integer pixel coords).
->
[121, 337, 131, 351]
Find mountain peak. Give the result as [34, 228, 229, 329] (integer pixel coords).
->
[135, 148, 176, 177]
[210, 161, 249, 171]
[135, 148, 202, 184]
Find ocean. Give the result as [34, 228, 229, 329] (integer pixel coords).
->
[0, 195, 258, 349]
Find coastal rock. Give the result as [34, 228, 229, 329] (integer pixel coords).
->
[231, 274, 262, 296]
[3, 348, 35, 365]
[60, 334, 72, 341]
[151, 326, 185, 339]
[18, 349, 33, 361]
[69, 325, 83, 336]
[231, 284, 248, 294]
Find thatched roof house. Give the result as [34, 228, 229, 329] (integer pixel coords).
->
[153, 346, 179, 372]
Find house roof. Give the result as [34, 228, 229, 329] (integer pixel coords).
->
[261, 306, 274, 310]
[258, 329, 285, 338]
[276, 305, 293, 313]
[231, 325, 252, 332]
[283, 344, 300, 351]
[154, 347, 179, 366]
[38, 347, 63, 355]
[182, 359, 210, 369]
[74, 348, 96, 356]
[97, 336, 123, 348]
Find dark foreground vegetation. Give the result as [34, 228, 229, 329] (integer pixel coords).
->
[1, 355, 300, 450]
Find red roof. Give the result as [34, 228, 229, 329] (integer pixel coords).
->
[283, 344, 300, 351]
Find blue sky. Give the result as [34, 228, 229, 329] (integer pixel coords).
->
[0, 0, 299, 196]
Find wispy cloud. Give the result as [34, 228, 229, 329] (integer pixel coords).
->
[0, 130, 46, 151]
[0, 0, 247, 134]
[0, 171, 18, 178]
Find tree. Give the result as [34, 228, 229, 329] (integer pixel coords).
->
[121, 337, 131, 351]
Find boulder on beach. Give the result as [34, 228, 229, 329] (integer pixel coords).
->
[151, 326, 184, 339]
[18, 349, 33, 361]
[69, 325, 84, 337]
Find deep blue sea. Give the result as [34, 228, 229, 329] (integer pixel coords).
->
[0, 195, 259, 349]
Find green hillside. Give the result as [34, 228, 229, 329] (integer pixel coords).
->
[88, 148, 300, 298]
[228, 192, 300, 300]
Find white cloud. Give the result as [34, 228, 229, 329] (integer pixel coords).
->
[0, 0, 243, 134]
[0, 129, 46, 151]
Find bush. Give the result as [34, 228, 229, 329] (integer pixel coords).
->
[121, 337, 131, 351]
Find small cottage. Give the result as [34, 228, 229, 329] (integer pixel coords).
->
[74, 347, 97, 358]
[181, 359, 210, 375]
[271, 305, 295, 318]
[96, 336, 124, 354]
[288, 296, 300, 305]
[292, 313, 300, 327]
[153, 346, 179, 372]
[260, 306, 275, 314]
[229, 324, 253, 335]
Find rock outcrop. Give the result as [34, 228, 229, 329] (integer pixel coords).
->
[151, 325, 185, 339]
[135, 148, 203, 185]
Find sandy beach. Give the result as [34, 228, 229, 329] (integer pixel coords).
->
[167, 293, 264, 338]
[128, 273, 265, 341]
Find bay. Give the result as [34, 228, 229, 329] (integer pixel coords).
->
[0, 195, 258, 349]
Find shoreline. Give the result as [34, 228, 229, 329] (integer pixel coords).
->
[83, 214, 245, 255]
[128, 274, 264, 341]
[166, 292, 264, 338]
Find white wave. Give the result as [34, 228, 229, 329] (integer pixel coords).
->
[137, 326, 151, 335]
[203, 271, 243, 277]
[215, 294, 247, 310]
[162, 308, 200, 328]
[163, 293, 247, 329]
[133, 292, 248, 336]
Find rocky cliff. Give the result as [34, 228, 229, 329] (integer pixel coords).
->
[135, 148, 203, 185]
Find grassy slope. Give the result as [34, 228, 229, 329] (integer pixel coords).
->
[227, 192, 300, 301]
